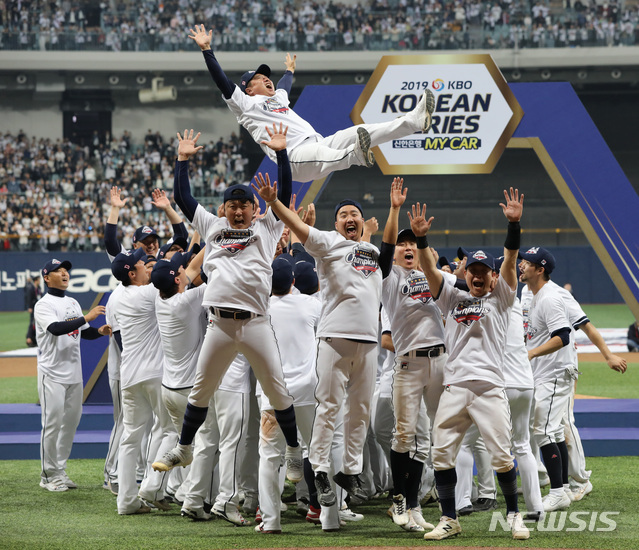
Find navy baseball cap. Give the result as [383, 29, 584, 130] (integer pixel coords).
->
[42, 258, 72, 277]
[272, 257, 294, 294]
[151, 251, 190, 292]
[293, 261, 319, 295]
[111, 248, 146, 282]
[457, 246, 470, 260]
[334, 199, 363, 219]
[240, 64, 271, 93]
[144, 255, 157, 265]
[397, 228, 416, 243]
[158, 236, 188, 259]
[132, 225, 159, 244]
[224, 184, 255, 204]
[519, 246, 555, 275]
[465, 249, 495, 270]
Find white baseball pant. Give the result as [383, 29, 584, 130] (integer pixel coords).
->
[431, 381, 514, 472]
[309, 337, 377, 475]
[237, 377, 260, 511]
[161, 386, 191, 499]
[104, 377, 123, 485]
[532, 374, 573, 447]
[289, 115, 421, 182]
[455, 425, 496, 509]
[189, 315, 292, 412]
[38, 374, 82, 484]
[563, 381, 591, 483]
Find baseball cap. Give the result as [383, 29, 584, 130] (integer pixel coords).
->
[111, 248, 146, 282]
[334, 199, 363, 219]
[519, 246, 555, 275]
[132, 225, 159, 244]
[239, 64, 271, 93]
[457, 246, 470, 260]
[144, 255, 157, 265]
[438, 255, 457, 272]
[272, 257, 294, 294]
[42, 258, 72, 277]
[396, 228, 416, 243]
[158, 236, 189, 259]
[465, 249, 495, 271]
[224, 184, 255, 204]
[293, 261, 319, 295]
[151, 251, 190, 292]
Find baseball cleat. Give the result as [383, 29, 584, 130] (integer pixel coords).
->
[314, 471, 337, 507]
[410, 506, 435, 530]
[423, 515, 462, 540]
[457, 504, 473, 516]
[472, 497, 497, 512]
[339, 504, 364, 522]
[140, 497, 172, 511]
[306, 504, 321, 525]
[151, 444, 193, 472]
[542, 490, 571, 512]
[410, 89, 436, 133]
[212, 503, 251, 526]
[254, 522, 282, 534]
[181, 507, 211, 521]
[284, 444, 303, 483]
[401, 516, 425, 532]
[40, 478, 69, 492]
[356, 127, 375, 168]
[571, 480, 593, 501]
[391, 494, 409, 526]
[333, 471, 367, 502]
[508, 512, 530, 540]
[60, 472, 77, 489]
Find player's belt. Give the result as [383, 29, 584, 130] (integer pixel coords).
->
[403, 344, 446, 359]
[210, 307, 260, 320]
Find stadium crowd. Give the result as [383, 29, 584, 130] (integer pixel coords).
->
[0, 129, 251, 251]
[0, 0, 636, 51]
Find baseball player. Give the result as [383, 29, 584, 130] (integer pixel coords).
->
[254, 168, 394, 512]
[152, 127, 303, 482]
[35, 259, 111, 492]
[188, 24, 434, 183]
[379, 178, 453, 532]
[408, 188, 529, 541]
[110, 248, 175, 515]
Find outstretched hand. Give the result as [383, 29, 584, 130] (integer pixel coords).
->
[285, 52, 297, 73]
[110, 186, 128, 209]
[407, 202, 434, 237]
[251, 172, 278, 203]
[390, 177, 407, 209]
[188, 24, 212, 51]
[260, 123, 288, 152]
[499, 187, 524, 222]
[608, 354, 628, 374]
[151, 189, 171, 211]
[177, 129, 204, 161]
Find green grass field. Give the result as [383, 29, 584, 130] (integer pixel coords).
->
[0, 457, 638, 550]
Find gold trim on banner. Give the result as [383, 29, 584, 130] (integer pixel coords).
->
[351, 54, 524, 175]
[505, 138, 639, 320]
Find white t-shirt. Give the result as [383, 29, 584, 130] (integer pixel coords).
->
[192, 204, 282, 315]
[259, 293, 321, 410]
[112, 284, 164, 390]
[503, 297, 534, 390]
[225, 86, 318, 164]
[34, 292, 88, 384]
[382, 266, 452, 356]
[155, 285, 207, 390]
[525, 281, 574, 382]
[436, 275, 516, 387]
[304, 228, 383, 342]
[105, 283, 125, 381]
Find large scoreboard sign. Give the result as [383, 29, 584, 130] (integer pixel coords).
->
[351, 54, 523, 174]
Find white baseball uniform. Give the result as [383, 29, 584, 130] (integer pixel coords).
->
[34, 291, 89, 486]
[303, 227, 383, 476]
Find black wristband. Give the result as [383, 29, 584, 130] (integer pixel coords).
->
[416, 235, 429, 249]
[504, 221, 521, 250]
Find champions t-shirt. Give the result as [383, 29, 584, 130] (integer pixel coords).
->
[192, 204, 283, 315]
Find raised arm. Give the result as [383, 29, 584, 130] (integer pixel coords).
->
[104, 186, 128, 258]
[499, 187, 524, 291]
[260, 123, 292, 215]
[409, 202, 443, 299]
[277, 52, 296, 94]
[379, 177, 407, 277]
[151, 189, 188, 239]
[188, 24, 235, 99]
[174, 129, 204, 222]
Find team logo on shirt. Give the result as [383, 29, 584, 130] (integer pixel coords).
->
[345, 245, 379, 278]
[451, 298, 489, 326]
[214, 229, 257, 254]
[65, 310, 81, 339]
[401, 271, 432, 303]
[262, 98, 289, 114]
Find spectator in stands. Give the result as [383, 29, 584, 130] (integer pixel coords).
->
[628, 322, 639, 352]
